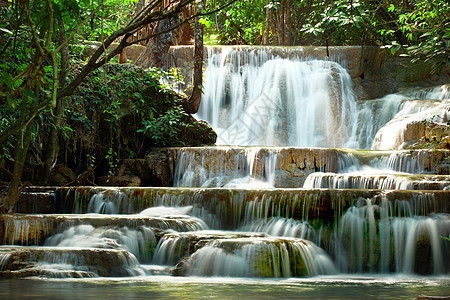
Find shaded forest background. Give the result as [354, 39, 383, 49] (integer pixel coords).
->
[0, 0, 448, 211]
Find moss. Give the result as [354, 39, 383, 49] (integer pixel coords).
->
[414, 234, 433, 275]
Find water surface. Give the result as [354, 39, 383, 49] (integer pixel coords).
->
[2, 275, 449, 299]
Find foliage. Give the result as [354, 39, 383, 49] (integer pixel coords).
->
[204, 0, 266, 44]
[299, 0, 376, 46]
[65, 63, 193, 176]
[202, 0, 448, 74]
[139, 105, 192, 147]
[78, 0, 138, 41]
[393, 0, 449, 73]
[0, 0, 207, 211]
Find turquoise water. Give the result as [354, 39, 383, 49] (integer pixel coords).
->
[1, 275, 449, 299]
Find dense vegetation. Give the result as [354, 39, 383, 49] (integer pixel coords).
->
[0, 0, 212, 212]
[0, 0, 448, 212]
[204, 0, 448, 73]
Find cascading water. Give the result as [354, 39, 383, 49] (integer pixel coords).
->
[197, 48, 359, 148]
[334, 197, 449, 274]
[1, 47, 449, 299]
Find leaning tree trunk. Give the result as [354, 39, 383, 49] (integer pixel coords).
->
[183, 0, 204, 114]
[1, 104, 35, 213]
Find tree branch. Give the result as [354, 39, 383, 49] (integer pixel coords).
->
[22, 1, 44, 56]
[57, 0, 196, 99]
[45, 0, 54, 50]
[57, 0, 238, 101]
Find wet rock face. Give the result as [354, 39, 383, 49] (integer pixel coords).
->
[414, 234, 433, 275]
[181, 119, 217, 147]
[16, 192, 54, 214]
[406, 122, 450, 150]
[99, 151, 172, 187]
[98, 123, 216, 188]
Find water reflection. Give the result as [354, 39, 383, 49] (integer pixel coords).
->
[1, 276, 449, 299]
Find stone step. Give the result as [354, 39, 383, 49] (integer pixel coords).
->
[0, 214, 206, 246]
[0, 246, 145, 278]
[303, 173, 450, 190]
[54, 187, 449, 229]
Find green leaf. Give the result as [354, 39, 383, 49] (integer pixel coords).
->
[23, 89, 38, 102]
[2, 73, 13, 89]
[199, 18, 211, 28]
[6, 96, 15, 109]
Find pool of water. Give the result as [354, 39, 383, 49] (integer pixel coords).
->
[1, 275, 449, 299]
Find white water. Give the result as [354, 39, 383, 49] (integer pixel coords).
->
[2, 48, 449, 289]
[303, 172, 450, 190]
[334, 198, 449, 274]
[197, 48, 449, 151]
[173, 147, 279, 188]
[34, 188, 447, 277]
[197, 48, 359, 148]
[183, 238, 337, 277]
[140, 206, 194, 217]
[44, 224, 157, 262]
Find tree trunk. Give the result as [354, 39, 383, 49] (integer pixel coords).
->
[183, 0, 204, 114]
[283, 0, 291, 46]
[1, 104, 35, 213]
[39, 12, 69, 185]
[266, 7, 278, 45]
[277, 4, 284, 45]
[263, 1, 270, 45]
[177, 6, 194, 44]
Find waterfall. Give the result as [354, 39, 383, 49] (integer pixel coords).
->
[0, 253, 11, 271]
[173, 147, 279, 188]
[303, 172, 450, 190]
[44, 224, 158, 263]
[197, 48, 359, 148]
[356, 94, 408, 149]
[333, 197, 450, 274]
[174, 237, 337, 277]
[2, 47, 449, 284]
[172, 147, 360, 188]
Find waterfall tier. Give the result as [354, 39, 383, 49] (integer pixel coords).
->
[51, 187, 449, 222]
[0, 214, 207, 246]
[169, 46, 449, 150]
[196, 48, 359, 148]
[171, 147, 449, 188]
[0, 246, 145, 278]
[2, 187, 449, 276]
[303, 173, 450, 190]
[172, 236, 336, 277]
